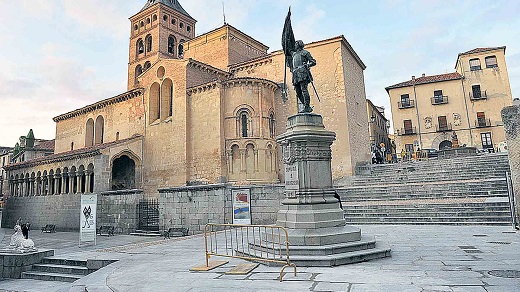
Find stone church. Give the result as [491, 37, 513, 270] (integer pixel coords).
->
[3, 0, 370, 232]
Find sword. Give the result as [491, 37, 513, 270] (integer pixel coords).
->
[310, 81, 321, 102]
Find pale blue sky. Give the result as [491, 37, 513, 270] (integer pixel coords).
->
[0, 0, 519, 146]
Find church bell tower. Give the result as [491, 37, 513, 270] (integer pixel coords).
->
[128, 0, 196, 90]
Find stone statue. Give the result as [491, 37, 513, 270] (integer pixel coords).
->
[282, 9, 318, 113]
[9, 219, 35, 252]
[290, 40, 317, 113]
[452, 131, 459, 148]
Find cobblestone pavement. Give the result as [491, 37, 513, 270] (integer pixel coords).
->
[0, 225, 518, 292]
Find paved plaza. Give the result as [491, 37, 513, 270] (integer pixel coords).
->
[0, 225, 518, 292]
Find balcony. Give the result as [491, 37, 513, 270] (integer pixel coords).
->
[431, 96, 449, 105]
[398, 100, 415, 109]
[436, 123, 453, 132]
[475, 118, 491, 128]
[398, 127, 417, 136]
[470, 90, 488, 101]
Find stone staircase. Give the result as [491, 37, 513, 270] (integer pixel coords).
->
[21, 257, 116, 282]
[335, 153, 514, 225]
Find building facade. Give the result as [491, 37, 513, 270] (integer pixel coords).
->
[366, 99, 390, 149]
[2, 0, 370, 230]
[387, 47, 513, 153]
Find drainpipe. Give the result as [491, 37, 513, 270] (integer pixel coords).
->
[412, 76, 423, 149]
[460, 65, 474, 146]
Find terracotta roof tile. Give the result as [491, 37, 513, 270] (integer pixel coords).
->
[4, 135, 142, 171]
[386, 72, 462, 91]
[34, 140, 55, 151]
[459, 46, 505, 56]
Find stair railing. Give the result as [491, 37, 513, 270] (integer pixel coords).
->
[505, 172, 519, 229]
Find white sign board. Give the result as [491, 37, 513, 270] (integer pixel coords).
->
[232, 189, 252, 225]
[80, 194, 97, 246]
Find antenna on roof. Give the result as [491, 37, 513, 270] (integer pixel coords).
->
[222, 1, 227, 24]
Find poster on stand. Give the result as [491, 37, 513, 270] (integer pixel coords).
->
[232, 189, 252, 225]
[80, 194, 97, 246]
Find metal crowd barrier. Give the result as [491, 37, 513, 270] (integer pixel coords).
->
[203, 223, 297, 282]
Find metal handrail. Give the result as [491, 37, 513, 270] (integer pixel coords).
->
[203, 223, 297, 282]
[506, 172, 519, 229]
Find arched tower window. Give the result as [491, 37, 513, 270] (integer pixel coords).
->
[144, 61, 151, 71]
[269, 112, 275, 138]
[94, 115, 104, 145]
[168, 36, 176, 55]
[137, 39, 144, 55]
[149, 82, 161, 122]
[85, 118, 94, 147]
[237, 110, 251, 138]
[135, 65, 143, 84]
[178, 40, 185, 58]
[161, 78, 173, 119]
[145, 34, 152, 53]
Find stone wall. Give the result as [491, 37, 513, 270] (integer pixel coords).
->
[98, 190, 145, 234]
[2, 193, 81, 231]
[501, 105, 520, 225]
[159, 184, 285, 234]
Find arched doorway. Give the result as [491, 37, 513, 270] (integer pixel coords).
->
[111, 155, 136, 190]
[439, 140, 453, 150]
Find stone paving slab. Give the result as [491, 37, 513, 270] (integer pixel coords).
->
[0, 225, 517, 291]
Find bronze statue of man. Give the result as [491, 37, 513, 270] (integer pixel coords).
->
[290, 40, 316, 113]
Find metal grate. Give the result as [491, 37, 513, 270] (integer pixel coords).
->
[137, 199, 160, 232]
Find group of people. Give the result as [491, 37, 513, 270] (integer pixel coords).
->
[371, 142, 397, 164]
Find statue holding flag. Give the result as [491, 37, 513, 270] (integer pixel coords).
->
[282, 8, 318, 113]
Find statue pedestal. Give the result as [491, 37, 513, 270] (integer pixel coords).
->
[272, 113, 390, 266]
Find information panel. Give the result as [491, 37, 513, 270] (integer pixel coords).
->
[80, 194, 97, 246]
[232, 189, 252, 225]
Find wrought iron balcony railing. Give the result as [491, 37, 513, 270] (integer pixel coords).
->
[436, 123, 453, 132]
[470, 90, 488, 101]
[398, 100, 415, 109]
[475, 118, 491, 128]
[431, 96, 449, 105]
[398, 127, 417, 136]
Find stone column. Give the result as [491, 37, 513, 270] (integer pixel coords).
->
[30, 177, 35, 196]
[502, 105, 520, 227]
[85, 171, 92, 193]
[70, 173, 76, 194]
[240, 150, 246, 173]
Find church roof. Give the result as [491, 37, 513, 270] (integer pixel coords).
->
[141, 0, 194, 20]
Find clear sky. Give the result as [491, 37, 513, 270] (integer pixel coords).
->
[0, 0, 518, 147]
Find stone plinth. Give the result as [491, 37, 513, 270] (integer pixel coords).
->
[502, 105, 520, 228]
[0, 249, 54, 279]
[266, 113, 391, 266]
[276, 114, 345, 231]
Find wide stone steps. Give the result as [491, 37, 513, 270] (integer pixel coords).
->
[334, 153, 513, 225]
[21, 257, 116, 283]
[21, 271, 82, 283]
[241, 239, 390, 267]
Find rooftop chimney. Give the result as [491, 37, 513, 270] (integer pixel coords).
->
[411, 75, 416, 80]
[422, 73, 426, 77]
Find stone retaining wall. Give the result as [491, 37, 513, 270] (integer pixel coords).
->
[159, 184, 285, 234]
[2, 194, 81, 231]
[2, 185, 286, 234]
